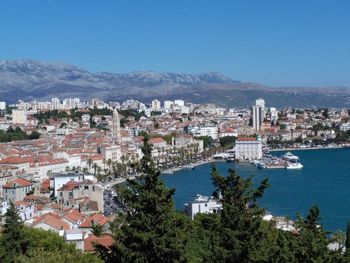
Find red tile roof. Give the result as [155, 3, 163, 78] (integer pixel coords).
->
[33, 213, 70, 231]
[64, 209, 85, 224]
[148, 137, 166, 144]
[3, 178, 33, 188]
[84, 235, 114, 252]
[79, 214, 110, 228]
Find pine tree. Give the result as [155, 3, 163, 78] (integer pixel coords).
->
[110, 137, 189, 263]
[0, 201, 29, 262]
[294, 205, 335, 263]
[209, 167, 269, 263]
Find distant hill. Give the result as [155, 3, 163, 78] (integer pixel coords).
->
[1, 59, 350, 108]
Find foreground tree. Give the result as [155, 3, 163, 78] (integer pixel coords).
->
[0, 201, 29, 262]
[208, 167, 270, 263]
[110, 137, 189, 263]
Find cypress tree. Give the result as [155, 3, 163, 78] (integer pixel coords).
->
[111, 137, 189, 263]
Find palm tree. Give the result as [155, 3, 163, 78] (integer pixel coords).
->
[93, 163, 98, 176]
[91, 221, 104, 237]
[87, 158, 93, 171]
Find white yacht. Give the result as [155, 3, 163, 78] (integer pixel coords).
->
[282, 152, 300, 163]
[286, 162, 304, 169]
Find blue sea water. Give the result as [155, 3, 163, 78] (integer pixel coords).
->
[161, 148, 350, 232]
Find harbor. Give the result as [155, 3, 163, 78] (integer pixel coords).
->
[161, 148, 350, 231]
[255, 152, 304, 170]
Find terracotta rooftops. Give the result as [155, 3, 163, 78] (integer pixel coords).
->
[84, 235, 114, 252]
[3, 178, 33, 188]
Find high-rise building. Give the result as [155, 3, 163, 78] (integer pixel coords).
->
[252, 105, 262, 131]
[151, 99, 161, 110]
[51, 98, 60, 110]
[255, 98, 265, 121]
[270, 107, 279, 124]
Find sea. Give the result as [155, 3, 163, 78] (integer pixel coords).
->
[161, 148, 350, 232]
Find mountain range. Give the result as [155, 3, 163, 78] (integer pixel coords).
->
[0, 59, 349, 108]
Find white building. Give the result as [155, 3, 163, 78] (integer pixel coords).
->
[12, 110, 27, 125]
[164, 100, 174, 109]
[340, 123, 350, 132]
[270, 107, 279, 124]
[185, 194, 222, 220]
[51, 172, 85, 197]
[235, 137, 262, 161]
[188, 125, 218, 140]
[0, 101, 6, 110]
[151, 99, 161, 110]
[174, 100, 185, 107]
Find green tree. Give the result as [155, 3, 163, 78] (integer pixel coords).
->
[208, 167, 269, 263]
[111, 138, 189, 262]
[294, 205, 337, 263]
[0, 201, 29, 262]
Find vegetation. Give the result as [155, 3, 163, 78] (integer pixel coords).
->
[109, 138, 189, 262]
[0, 126, 40, 142]
[0, 202, 101, 263]
[219, 136, 236, 148]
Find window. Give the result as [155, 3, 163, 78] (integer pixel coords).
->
[92, 186, 95, 191]
[84, 186, 89, 190]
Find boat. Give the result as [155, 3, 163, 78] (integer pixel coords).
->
[286, 162, 303, 169]
[182, 165, 195, 170]
[282, 152, 300, 162]
[226, 157, 235, 162]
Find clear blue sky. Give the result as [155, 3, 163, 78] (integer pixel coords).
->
[1, 0, 350, 87]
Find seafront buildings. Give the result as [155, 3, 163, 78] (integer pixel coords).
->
[0, 96, 349, 248]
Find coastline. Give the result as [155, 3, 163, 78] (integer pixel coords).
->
[269, 145, 345, 152]
[161, 159, 214, 175]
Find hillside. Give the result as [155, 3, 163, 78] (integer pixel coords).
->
[1, 60, 350, 107]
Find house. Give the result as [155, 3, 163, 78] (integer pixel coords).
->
[3, 178, 33, 202]
[33, 212, 70, 235]
[184, 194, 222, 220]
[64, 229, 88, 250]
[83, 235, 114, 252]
[15, 201, 35, 221]
[79, 213, 110, 235]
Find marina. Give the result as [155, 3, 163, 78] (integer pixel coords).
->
[255, 152, 303, 170]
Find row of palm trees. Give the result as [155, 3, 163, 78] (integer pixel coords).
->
[64, 144, 225, 183]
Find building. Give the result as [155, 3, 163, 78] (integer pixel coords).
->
[340, 123, 350, 132]
[174, 100, 185, 107]
[164, 100, 174, 109]
[184, 194, 222, 220]
[12, 110, 27, 125]
[0, 101, 6, 110]
[252, 105, 262, 131]
[188, 125, 218, 140]
[235, 137, 262, 161]
[151, 99, 161, 110]
[110, 109, 121, 144]
[3, 178, 33, 202]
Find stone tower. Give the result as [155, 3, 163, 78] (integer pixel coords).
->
[111, 108, 121, 144]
